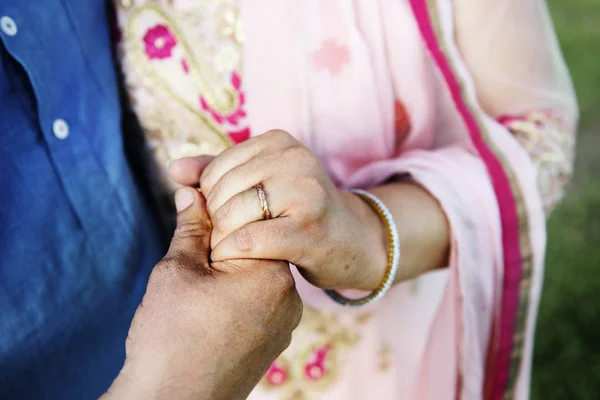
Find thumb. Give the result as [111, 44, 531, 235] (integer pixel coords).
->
[165, 187, 213, 269]
[168, 155, 215, 187]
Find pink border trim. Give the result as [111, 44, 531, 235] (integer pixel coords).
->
[408, 0, 525, 398]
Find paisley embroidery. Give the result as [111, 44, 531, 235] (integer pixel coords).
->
[199, 71, 247, 136]
[116, 0, 248, 191]
[498, 111, 575, 214]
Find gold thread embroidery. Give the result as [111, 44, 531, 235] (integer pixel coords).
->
[220, 6, 244, 43]
[117, 0, 248, 193]
[354, 312, 373, 325]
[258, 305, 391, 398]
[378, 341, 392, 372]
[132, 4, 239, 114]
[124, 3, 235, 148]
[503, 111, 575, 215]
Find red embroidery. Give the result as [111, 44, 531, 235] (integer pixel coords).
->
[199, 72, 247, 126]
[143, 24, 177, 59]
[228, 127, 251, 143]
[304, 343, 333, 381]
[181, 58, 190, 74]
[265, 361, 290, 386]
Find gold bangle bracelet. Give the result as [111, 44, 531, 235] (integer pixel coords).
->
[324, 189, 401, 307]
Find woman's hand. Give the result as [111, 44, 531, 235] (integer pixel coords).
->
[169, 130, 388, 290]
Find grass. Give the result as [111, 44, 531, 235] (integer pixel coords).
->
[531, 1, 600, 398]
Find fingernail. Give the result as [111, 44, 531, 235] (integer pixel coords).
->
[175, 188, 194, 212]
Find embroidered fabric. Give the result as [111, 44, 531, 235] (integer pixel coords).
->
[498, 111, 575, 214]
[454, 0, 578, 214]
[116, 0, 248, 191]
[116, 2, 375, 394]
[114, 1, 577, 398]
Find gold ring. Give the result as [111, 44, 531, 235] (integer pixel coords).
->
[254, 184, 272, 220]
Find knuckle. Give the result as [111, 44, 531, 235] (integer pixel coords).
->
[205, 194, 219, 218]
[157, 251, 212, 280]
[174, 220, 212, 239]
[298, 180, 329, 220]
[264, 129, 292, 142]
[281, 144, 311, 163]
[212, 202, 233, 233]
[311, 186, 329, 213]
[199, 164, 213, 189]
[205, 179, 232, 217]
[234, 226, 254, 252]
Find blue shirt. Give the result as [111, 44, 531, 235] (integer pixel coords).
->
[0, 1, 170, 397]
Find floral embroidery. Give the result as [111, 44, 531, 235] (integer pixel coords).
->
[218, 5, 244, 43]
[256, 307, 396, 399]
[228, 127, 251, 144]
[498, 111, 575, 214]
[258, 306, 367, 398]
[311, 39, 350, 76]
[116, 0, 250, 193]
[304, 343, 333, 381]
[143, 24, 177, 59]
[265, 359, 291, 387]
[199, 72, 246, 127]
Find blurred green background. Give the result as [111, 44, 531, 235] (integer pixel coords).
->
[532, 1, 600, 398]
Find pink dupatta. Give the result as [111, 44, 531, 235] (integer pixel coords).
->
[116, 0, 577, 397]
[241, 0, 576, 398]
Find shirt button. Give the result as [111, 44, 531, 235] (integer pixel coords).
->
[0, 16, 18, 36]
[52, 119, 70, 140]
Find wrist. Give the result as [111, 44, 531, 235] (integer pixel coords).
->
[102, 361, 209, 400]
[340, 190, 389, 291]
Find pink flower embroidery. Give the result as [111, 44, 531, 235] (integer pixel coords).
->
[304, 343, 333, 381]
[311, 39, 350, 76]
[199, 72, 247, 126]
[265, 361, 289, 386]
[228, 127, 251, 144]
[143, 24, 177, 60]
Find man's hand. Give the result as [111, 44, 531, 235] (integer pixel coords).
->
[102, 187, 302, 400]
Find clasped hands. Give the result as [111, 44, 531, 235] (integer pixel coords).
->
[103, 130, 389, 399]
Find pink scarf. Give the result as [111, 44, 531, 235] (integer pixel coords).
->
[116, 0, 577, 397]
